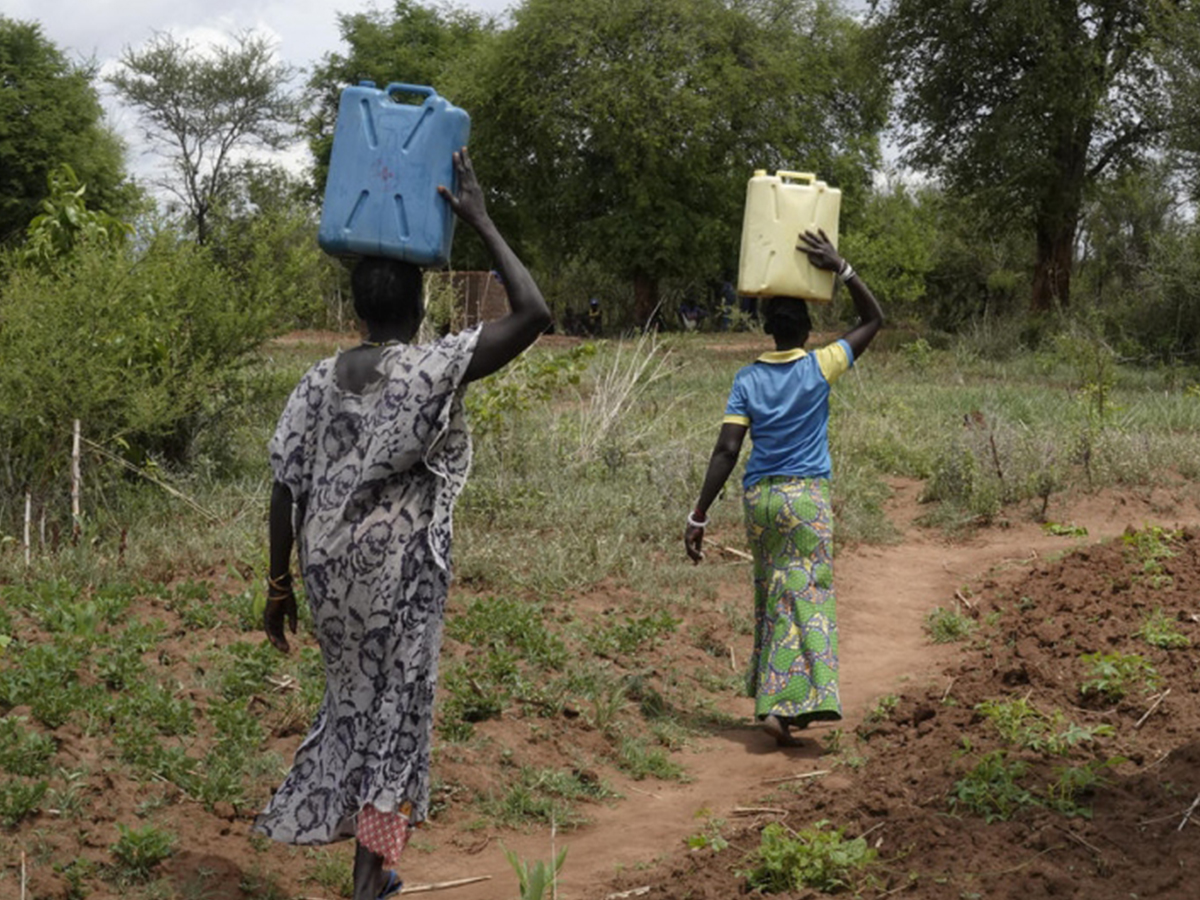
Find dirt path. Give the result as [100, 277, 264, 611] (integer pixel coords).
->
[398, 482, 1192, 898]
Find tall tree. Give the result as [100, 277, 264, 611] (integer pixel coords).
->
[306, 0, 497, 196]
[0, 16, 130, 245]
[872, 0, 1200, 311]
[108, 30, 300, 244]
[462, 0, 886, 324]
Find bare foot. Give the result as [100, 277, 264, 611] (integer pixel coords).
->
[761, 715, 803, 747]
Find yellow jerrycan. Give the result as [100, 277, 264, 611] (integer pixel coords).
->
[737, 170, 842, 302]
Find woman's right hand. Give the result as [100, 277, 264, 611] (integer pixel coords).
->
[798, 228, 843, 272]
[685, 522, 705, 564]
[438, 147, 490, 231]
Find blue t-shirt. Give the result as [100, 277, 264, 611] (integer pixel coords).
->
[722, 340, 854, 488]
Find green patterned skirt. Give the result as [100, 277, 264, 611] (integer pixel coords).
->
[743, 476, 842, 726]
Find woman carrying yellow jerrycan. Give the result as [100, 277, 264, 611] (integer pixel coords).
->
[685, 229, 883, 748]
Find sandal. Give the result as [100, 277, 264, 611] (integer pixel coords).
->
[378, 870, 403, 899]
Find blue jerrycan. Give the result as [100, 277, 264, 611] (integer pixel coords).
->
[318, 81, 471, 266]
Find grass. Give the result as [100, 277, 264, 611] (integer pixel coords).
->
[2, 328, 1200, 896]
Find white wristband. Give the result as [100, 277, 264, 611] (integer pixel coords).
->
[687, 512, 708, 528]
[837, 261, 855, 283]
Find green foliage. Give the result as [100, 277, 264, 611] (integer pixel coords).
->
[504, 844, 568, 900]
[464, 344, 596, 438]
[1042, 758, 1123, 819]
[867, 694, 899, 723]
[479, 766, 615, 830]
[464, 0, 886, 321]
[923, 607, 976, 644]
[0, 232, 274, 532]
[740, 821, 876, 894]
[975, 698, 1114, 756]
[949, 750, 1035, 822]
[17, 164, 132, 269]
[1080, 652, 1161, 703]
[110, 823, 174, 882]
[876, 0, 1198, 309]
[0, 15, 131, 243]
[614, 735, 686, 782]
[0, 716, 56, 776]
[0, 777, 48, 826]
[107, 30, 299, 245]
[1137, 608, 1191, 650]
[687, 812, 730, 853]
[594, 610, 680, 657]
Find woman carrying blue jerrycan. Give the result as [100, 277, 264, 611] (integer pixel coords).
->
[255, 148, 551, 900]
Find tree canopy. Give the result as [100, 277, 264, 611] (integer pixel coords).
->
[0, 16, 130, 245]
[461, 0, 887, 322]
[107, 30, 300, 245]
[872, 0, 1200, 310]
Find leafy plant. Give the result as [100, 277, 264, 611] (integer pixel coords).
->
[687, 811, 730, 853]
[110, 823, 175, 882]
[975, 698, 1114, 755]
[740, 821, 875, 894]
[923, 606, 976, 643]
[1080, 652, 1161, 703]
[0, 777, 49, 826]
[0, 716, 57, 776]
[949, 750, 1035, 822]
[1136, 608, 1191, 650]
[1042, 758, 1124, 818]
[504, 845, 568, 900]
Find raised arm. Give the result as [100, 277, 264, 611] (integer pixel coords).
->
[798, 229, 884, 359]
[438, 148, 552, 383]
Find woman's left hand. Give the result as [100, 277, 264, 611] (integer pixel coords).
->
[797, 228, 843, 272]
[264, 578, 298, 653]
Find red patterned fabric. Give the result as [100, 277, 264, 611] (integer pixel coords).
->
[357, 803, 414, 867]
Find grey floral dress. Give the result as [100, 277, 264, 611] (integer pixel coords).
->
[253, 327, 480, 854]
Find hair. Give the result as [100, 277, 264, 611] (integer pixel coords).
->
[762, 297, 812, 343]
[351, 257, 424, 330]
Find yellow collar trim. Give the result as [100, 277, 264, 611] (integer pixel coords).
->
[757, 348, 808, 364]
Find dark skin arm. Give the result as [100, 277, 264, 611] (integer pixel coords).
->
[264, 481, 299, 653]
[438, 148, 552, 383]
[798, 228, 885, 359]
[685, 422, 748, 563]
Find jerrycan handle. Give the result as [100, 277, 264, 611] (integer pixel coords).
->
[385, 83, 438, 104]
[775, 171, 816, 183]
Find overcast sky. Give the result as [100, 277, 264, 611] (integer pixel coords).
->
[5, 0, 518, 183]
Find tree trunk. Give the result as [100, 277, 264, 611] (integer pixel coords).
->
[633, 271, 659, 331]
[1030, 221, 1076, 312]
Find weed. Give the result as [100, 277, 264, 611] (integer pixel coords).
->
[924, 607, 976, 644]
[1136, 608, 1191, 650]
[687, 811, 729, 852]
[303, 849, 353, 898]
[949, 750, 1035, 822]
[975, 698, 1114, 755]
[1080, 652, 1161, 703]
[615, 735, 687, 782]
[479, 766, 615, 831]
[739, 820, 876, 894]
[0, 777, 48, 826]
[1042, 758, 1124, 818]
[446, 596, 567, 671]
[504, 845, 568, 900]
[867, 694, 899, 723]
[110, 822, 175, 882]
[594, 610, 681, 656]
[0, 716, 57, 776]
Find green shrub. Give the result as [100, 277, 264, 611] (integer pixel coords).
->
[0, 777, 48, 826]
[0, 716, 57, 776]
[110, 823, 174, 882]
[924, 607, 976, 643]
[949, 750, 1035, 822]
[1080, 652, 1161, 703]
[1136, 608, 1191, 649]
[740, 821, 875, 894]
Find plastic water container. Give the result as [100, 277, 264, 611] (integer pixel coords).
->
[318, 81, 471, 266]
[737, 170, 842, 302]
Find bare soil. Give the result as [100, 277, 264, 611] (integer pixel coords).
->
[7, 471, 1200, 899]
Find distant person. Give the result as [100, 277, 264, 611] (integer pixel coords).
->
[719, 277, 737, 331]
[587, 296, 602, 336]
[679, 298, 707, 332]
[684, 229, 883, 748]
[255, 148, 551, 900]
